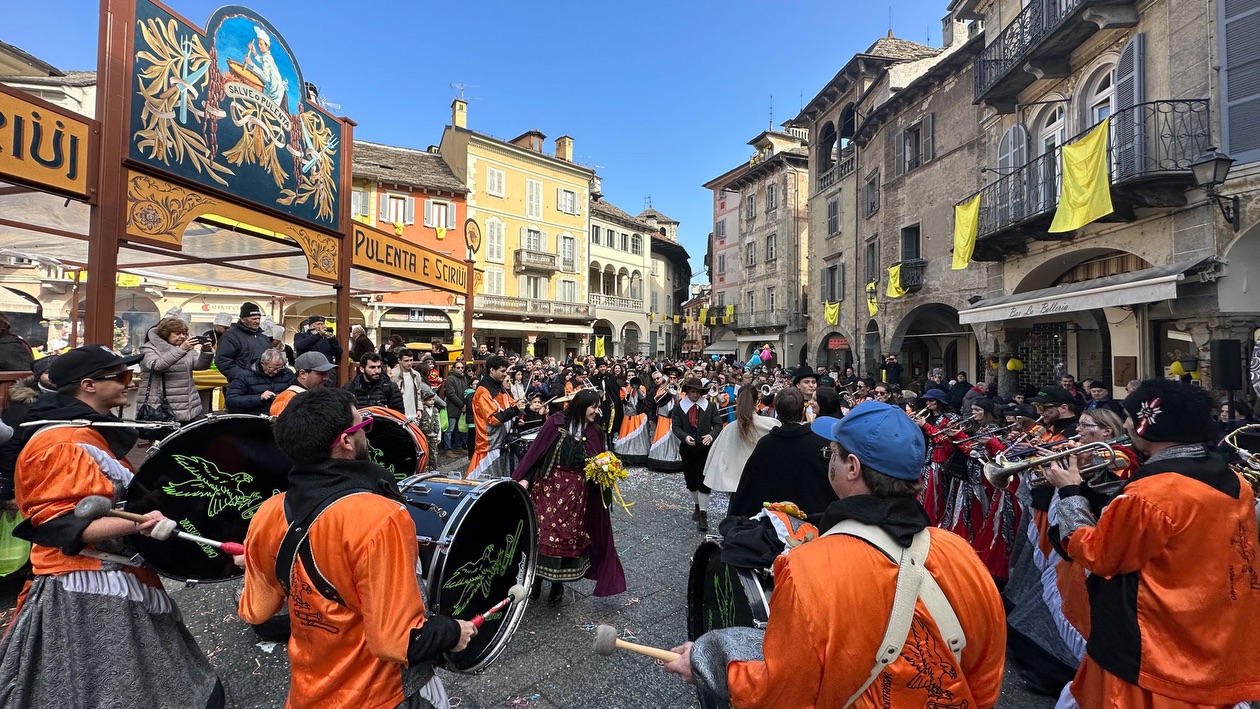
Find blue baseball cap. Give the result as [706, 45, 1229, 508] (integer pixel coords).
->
[811, 401, 925, 481]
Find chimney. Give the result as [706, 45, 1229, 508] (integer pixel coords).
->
[451, 98, 467, 129]
[555, 136, 574, 162]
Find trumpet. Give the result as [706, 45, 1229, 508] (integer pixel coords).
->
[954, 422, 1018, 445]
[1224, 424, 1260, 496]
[668, 384, 680, 397]
[983, 439, 1120, 489]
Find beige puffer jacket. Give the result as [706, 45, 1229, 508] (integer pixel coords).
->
[138, 327, 214, 422]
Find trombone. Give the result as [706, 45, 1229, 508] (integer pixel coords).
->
[983, 438, 1123, 488]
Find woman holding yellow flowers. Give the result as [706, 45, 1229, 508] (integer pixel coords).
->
[512, 389, 626, 606]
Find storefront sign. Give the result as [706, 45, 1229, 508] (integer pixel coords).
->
[0, 84, 93, 199]
[381, 308, 451, 325]
[127, 0, 343, 229]
[352, 224, 472, 295]
[959, 275, 1182, 325]
[827, 336, 849, 350]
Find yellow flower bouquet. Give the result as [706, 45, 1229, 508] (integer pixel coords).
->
[584, 451, 634, 515]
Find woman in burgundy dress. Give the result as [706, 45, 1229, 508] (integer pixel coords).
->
[512, 389, 626, 606]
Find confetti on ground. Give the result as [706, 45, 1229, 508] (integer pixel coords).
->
[655, 501, 684, 511]
[256, 641, 277, 654]
[506, 694, 540, 707]
[447, 698, 462, 708]
[623, 597, 641, 607]
[621, 627, 640, 642]
[575, 622, 597, 632]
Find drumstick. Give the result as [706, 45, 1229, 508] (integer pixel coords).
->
[469, 584, 527, 628]
[74, 495, 245, 556]
[592, 624, 680, 662]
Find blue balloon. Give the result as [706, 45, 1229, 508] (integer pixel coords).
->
[711, 354, 720, 361]
[748, 354, 763, 366]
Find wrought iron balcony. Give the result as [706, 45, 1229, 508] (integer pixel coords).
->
[513, 248, 559, 274]
[896, 259, 928, 292]
[962, 100, 1210, 260]
[588, 293, 644, 311]
[731, 309, 788, 330]
[475, 294, 594, 320]
[974, 0, 1138, 113]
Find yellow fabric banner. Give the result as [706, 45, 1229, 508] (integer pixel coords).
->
[952, 193, 981, 270]
[1049, 116, 1113, 233]
[886, 265, 907, 298]
[436, 226, 447, 240]
[824, 301, 840, 326]
[725, 304, 735, 319]
[699, 307, 708, 324]
[866, 283, 878, 316]
[673, 315, 681, 324]
[594, 336, 605, 357]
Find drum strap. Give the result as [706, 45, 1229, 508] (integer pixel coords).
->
[823, 520, 966, 707]
[275, 488, 373, 606]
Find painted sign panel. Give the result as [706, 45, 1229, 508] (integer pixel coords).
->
[353, 224, 472, 295]
[128, 1, 342, 230]
[0, 84, 93, 199]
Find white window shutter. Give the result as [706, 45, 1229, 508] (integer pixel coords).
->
[519, 226, 528, 250]
[404, 198, 416, 225]
[446, 205, 457, 229]
[923, 113, 935, 162]
[556, 187, 563, 213]
[423, 200, 434, 227]
[378, 194, 388, 221]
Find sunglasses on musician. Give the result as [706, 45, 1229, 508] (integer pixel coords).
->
[332, 412, 374, 448]
[94, 370, 134, 385]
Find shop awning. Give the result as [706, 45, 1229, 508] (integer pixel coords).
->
[958, 257, 1221, 325]
[0, 287, 39, 313]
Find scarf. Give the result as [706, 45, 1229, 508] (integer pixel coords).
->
[818, 495, 930, 548]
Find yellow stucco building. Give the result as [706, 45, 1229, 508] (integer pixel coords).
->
[439, 99, 596, 358]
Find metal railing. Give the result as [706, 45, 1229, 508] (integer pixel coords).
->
[896, 259, 928, 291]
[816, 148, 856, 193]
[513, 248, 559, 273]
[476, 294, 594, 318]
[732, 309, 788, 328]
[974, 0, 1085, 99]
[963, 100, 1210, 240]
[588, 293, 644, 311]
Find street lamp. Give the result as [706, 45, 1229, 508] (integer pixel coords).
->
[1190, 147, 1241, 232]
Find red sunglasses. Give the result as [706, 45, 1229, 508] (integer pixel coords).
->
[331, 412, 373, 449]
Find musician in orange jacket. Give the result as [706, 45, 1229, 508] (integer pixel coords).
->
[269, 351, 336, 416]
[466, 355, 522, 479]
[240, 387, 476, 709]
[1043, 379, 1260, 707]
[664, 401, 1006, 708]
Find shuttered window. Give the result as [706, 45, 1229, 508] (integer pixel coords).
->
[484, 268, 504, 295]
[996, 124, 1029, 223]
[486, 219, 505, 263]
[526, 179, 543, 218]
[351, 190, 370, 218]
[423, 200, 458, 229]
[486, 167, 506, 197]
[380, 194, 414, 225]
[522, 227, 544, 251]
[1222, 1, 1260, 163]
[1113, 33, 1146, 179]
[827, 198, 840, 235]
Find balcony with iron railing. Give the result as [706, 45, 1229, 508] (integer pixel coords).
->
[475, 294, 594, 320]
[730, 309, 788, 330]
[588, 293, 644, 311]
[513, 248, 559, 274]
[974, 0, 1138, 113]
[895, 259, 928, 292]
[962, 99, 1210, 260]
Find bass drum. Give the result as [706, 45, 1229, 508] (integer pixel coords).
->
[686, 538, 773, 709]
[362, 407, 428, 481]
[126, 414, 291, 583]
[399, 474, 537, 673]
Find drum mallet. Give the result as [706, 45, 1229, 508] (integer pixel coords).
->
[469, 584, 527, 628]
[74, 495, 245, 556]
[592, 624, 680, 662]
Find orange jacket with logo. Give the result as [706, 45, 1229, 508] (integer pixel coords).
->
[239, 491, 434, 709]
[1062, 454, 1260, 705]
[727, 527, 1007, 709]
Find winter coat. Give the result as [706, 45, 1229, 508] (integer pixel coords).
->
[226, 362, 296, 415]
[214, 322, 271, 381]
[442, 371, 469, 417]
[348, 333, 375, 364]
[390, 369, 446, 411]
[728, 422, 839, 518]
[343, 373, 404, 413]
[0, 376, 55, 499]
[294, 329, 343, 364]
[0, 333, 34, 372]
[138, 328, 213, 423]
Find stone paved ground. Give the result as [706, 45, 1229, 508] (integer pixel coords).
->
[0, 451, 1058, 708]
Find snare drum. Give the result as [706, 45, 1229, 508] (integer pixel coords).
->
[126, 414, 291, 583]
[399, 474, 538, 673]
[362, 407, 429, 481]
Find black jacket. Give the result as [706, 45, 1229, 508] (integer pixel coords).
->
[214, 322, 272, 381]
[294, 330, 343, 364]
[343, 373, 404, 413]
[225, 362, 296, 415]
[728, 422, 838, 518]
[0, 333, 33, 372]
[670, 398, 722, 445]
[0, 376, 56, 499]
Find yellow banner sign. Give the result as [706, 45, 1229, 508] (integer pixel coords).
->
[0, 84, 93, 199]
[352, 224, 476, 295]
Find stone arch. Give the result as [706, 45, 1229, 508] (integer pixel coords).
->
[818, 121, 837, 172]
[621, 322, 643, 355]
[1012, 246, 1151, 293]
[862, 319, 881, 377]
[815, 329, 856, 370]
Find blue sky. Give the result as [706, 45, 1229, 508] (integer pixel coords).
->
[7, 0, 951, 279]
